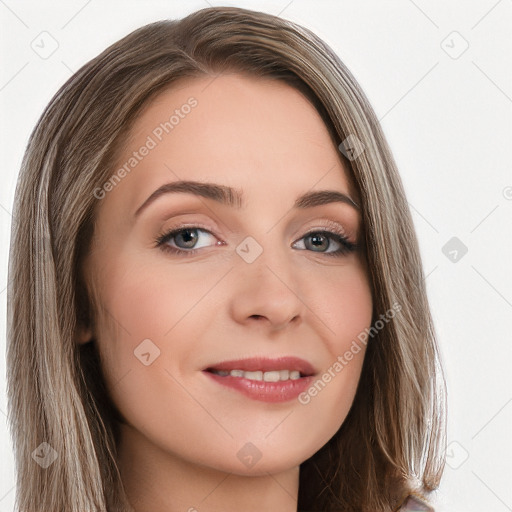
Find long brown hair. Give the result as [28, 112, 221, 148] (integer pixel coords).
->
[6, 6, 446, 511]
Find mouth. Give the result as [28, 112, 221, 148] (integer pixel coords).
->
[202, 356, 316, 403]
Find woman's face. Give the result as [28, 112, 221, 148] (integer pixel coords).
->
[81, 73, 373, 476]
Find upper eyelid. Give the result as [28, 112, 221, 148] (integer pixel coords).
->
[158, 213, 354, 237]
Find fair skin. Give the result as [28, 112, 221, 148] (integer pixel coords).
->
[79, 73, 373, 512]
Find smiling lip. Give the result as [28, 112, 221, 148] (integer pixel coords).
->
[202, 356, 316, 403]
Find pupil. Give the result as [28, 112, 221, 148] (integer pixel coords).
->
[177, 228, 197, 248]
[308, 233, 328, 251]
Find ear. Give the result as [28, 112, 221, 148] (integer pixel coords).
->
[76, 323, 93, 345]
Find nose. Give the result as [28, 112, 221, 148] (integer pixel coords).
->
[228, 242, 304, 332]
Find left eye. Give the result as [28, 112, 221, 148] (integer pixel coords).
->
[292, 230, 355, 256]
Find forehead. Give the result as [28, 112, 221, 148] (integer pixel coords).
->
[99, 72, 358, 219]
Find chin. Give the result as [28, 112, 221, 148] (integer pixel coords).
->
[210, 455, 303, 477]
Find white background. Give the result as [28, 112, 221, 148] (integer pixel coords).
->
[1, 1, 511, 511]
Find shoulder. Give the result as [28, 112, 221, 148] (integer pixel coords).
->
[399, 493, 435, 511]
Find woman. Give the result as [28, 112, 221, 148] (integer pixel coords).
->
[6, 6, 446, 511]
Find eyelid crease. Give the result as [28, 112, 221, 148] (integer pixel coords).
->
[301, 218, 353, 240]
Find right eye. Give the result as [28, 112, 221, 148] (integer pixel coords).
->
[154, 226, 222, 256]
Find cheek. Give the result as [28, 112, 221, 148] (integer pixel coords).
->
[92, 257, 222, 392]
[307, 258, 373, 354]
[295, 259, 372, 422]
[332, 269, 373, 347]
[90, 262, 216, 441]
[96, 257, 215, 343]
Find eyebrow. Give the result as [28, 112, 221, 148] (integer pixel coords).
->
[134, 180, 360, 217]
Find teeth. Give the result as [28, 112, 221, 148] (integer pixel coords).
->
[264, 371, 281, 382]
[210, 369, 303, 381]
[244, 371, 263, 381]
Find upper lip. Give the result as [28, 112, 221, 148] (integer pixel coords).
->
[204, 356, 317, 376]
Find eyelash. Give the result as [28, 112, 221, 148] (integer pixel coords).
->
[154, 220, 357, 258]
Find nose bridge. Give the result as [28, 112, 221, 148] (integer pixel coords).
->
[229, 227, 304, 329]
[236, 225, 292, 285]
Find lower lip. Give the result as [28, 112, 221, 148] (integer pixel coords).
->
[202, 371, 315, 403]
